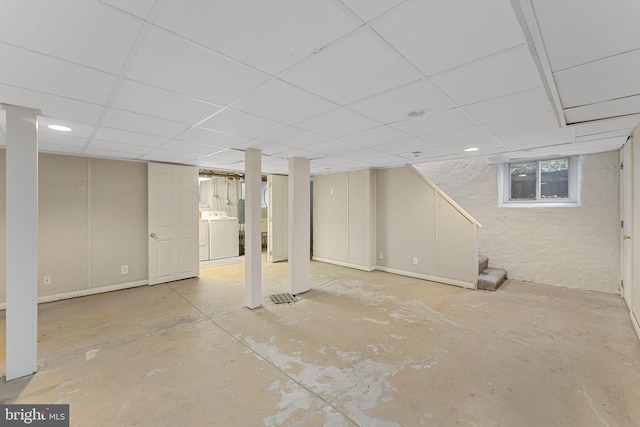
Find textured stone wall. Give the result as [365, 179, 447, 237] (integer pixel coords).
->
[415, 151, 620, 293]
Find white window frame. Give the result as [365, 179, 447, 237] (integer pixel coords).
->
[498, 155, 581, 207]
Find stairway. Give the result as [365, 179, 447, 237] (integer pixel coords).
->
[478, 255, 507, 291]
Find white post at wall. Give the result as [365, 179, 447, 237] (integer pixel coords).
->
[3, 104, 39, 380]
[244, 149, 262, 309]
[288, 157, 311, 295]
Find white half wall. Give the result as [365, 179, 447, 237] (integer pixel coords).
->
[415, 151, 620, 293]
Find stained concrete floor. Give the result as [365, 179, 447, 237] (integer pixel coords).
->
[1, 260, 639, 426]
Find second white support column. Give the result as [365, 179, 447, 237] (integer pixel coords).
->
[288, 157, 310, 295]
[244, 149, 262, 309]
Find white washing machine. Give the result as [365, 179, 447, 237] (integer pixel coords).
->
[202, 211, 239, 260]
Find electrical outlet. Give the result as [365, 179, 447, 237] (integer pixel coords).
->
[378, 252, 384, 260]
[43, 275, 52, 285]
[412, 257, 418, 265]
[121, 265, 129, 275]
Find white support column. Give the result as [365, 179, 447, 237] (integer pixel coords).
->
[288, 157, 311, 295]
[244, 149, 262, 309]
[3, 104, 39, 380]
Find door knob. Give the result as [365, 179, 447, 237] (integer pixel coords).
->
[150, 232, 157, 238]
[624, 235, 631, 240]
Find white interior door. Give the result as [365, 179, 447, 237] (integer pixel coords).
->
[622, 142, 633, 306]
[148, 163, 199, 285]
[268, 174, 288, 263]
[632, 136, 640, 326]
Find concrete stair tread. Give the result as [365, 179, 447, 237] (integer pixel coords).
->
[478, 267, 507, 291]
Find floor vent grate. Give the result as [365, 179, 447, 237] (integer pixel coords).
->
[270, 293, 297, 304]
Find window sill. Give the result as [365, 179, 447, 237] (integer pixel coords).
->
[499, 201, 580, 208]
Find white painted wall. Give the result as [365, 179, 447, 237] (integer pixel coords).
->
[313, 169, 375, 270]
[375, 167, 478, 287]
[0, 151, 148, 305]
[415, 151, 620, 293]
[313, 166, 478, 287]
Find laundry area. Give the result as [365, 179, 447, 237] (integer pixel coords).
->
[198, 171, 275, 268]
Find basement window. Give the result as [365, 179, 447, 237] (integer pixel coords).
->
[499, 156, 580, 207]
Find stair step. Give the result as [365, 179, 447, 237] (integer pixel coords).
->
[478, 267, 507, 291]
[478, 255, 489, 274]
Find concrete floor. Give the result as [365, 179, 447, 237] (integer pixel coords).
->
[1, 260, 639, 426]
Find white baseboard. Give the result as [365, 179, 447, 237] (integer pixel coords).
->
[312, 257, 376, 272]
[312, 257, 476, 289]
[0, 280, 149, 310]
[632, 311, 640, 342]
[375, 266, 476, 290]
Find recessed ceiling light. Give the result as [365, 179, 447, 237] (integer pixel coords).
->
[47, 124, 72, 132]
[518, 174, 527, 177]
[407, 109, 427, 118]
[464, 147, 479, 152]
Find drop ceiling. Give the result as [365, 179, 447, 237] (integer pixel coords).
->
[0, 0, 638, 175]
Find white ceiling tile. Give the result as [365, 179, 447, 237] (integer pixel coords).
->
[38, 117, 96, 138]
[499, 127, 574, 149]
[177, 127, 249, 148]
[390, 108, 477, 137]
[111, 79, 222, 124]
[372, 0, 524, 76]
[232, 79, 338, 125]
[343, 125, 411, 148]
[484, 112, 558, 138]
[339, 148, 389, 160]
[161, 140, 226, 155]
[347, 79, 456, 124]
[0, 0, 142, 74]
[273, 148, 324, 160]
[295, 108, 380, 138]
[39, 142, 84, 154]
[361, 154, 407, 167]
[156, 0, 360, 75]
[101, 108, 189, 137]
[573, 114, 640, 137]
[532, 0, 640, 71]
[86, 140, 151, 155]
[99, 0, 157, 19]
[38, 132, 89, 147]
[430, 45, 542, 106]
[554, 49, 640, 109]
[575, 129, 633, 143]
[199, 149, 245, 163]
[0, 44, 116, 104]
[555, 138, 626, 155]
[564, 95, 640, 124]
[83, 147, 142, 159]
[199, 109, 285, 138]
[0, 84, 103, 124]
[235, 141, 291, 156]
[281, 29, 421, 105]
[341, 0, 404, 22]
[463, 87, 552, 124]
[127, 27, 269, 105]
[141, 149, 200, 163]
[93, 127, 168, 148]
[312, 157, 370, 169]
[374, 138, 429, 154]
[421, 126, 495, 147]
[258, 126, 328, 148]
[305, 139, 362, 156]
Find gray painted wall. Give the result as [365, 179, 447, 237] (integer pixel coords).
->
[0, 152, 148, 304]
